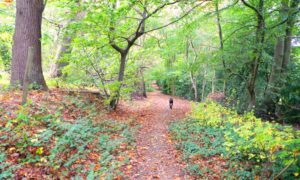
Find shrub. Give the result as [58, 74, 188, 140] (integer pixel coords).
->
[170, 101, 300, 179]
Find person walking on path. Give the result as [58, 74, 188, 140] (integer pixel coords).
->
[169, 97, 173, 109]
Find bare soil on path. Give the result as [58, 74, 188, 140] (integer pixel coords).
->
[112, 85, 192, 179]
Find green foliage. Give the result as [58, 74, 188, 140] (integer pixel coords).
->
[170, 118, 227, 177]
[279, 57, 300, 123]
[170, 101, 300, 179]
[0, 96, 135, 178]
[0, 153, 20, 179]
[0, 24, 13, 73]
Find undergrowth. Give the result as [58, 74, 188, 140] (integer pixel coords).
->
[0, 92, 136, 179]
[170, 101, 300, 179]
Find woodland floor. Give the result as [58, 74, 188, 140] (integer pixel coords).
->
[0, 85, 193, 179]
[110, 85, 192, 179]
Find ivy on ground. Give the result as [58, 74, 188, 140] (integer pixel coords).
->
[0, 91, 136, 179]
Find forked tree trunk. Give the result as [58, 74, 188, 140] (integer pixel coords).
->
[10, 0, 47, 90]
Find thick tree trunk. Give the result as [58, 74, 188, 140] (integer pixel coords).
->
[263, 0, 299, 116]
[282, 0, 299, 74]
[22, 47, 35, 105]
[275, 0, 300, 116]
[268, 38, 285, 92]
[10, 0, 47, 90]
[263, 37, 284, 112]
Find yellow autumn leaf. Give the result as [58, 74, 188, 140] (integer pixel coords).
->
[36, 147, 43, 155]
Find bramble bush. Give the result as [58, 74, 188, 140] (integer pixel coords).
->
[170, 101, 300, 179]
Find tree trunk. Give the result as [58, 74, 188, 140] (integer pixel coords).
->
[245, 0, 265, 110]
[22, 47, 35, 105]
[190, 71, 198, 101]
[50, 35, 72, 78]
[275, 0, 300, 116]
[201, 79, 206, 101]
[140, 69, 147, 98]
[10, 0, 47, 90]
[50, 3, 82, 78]
[109, 52, 127, 110]
[215, 0, 228, 95]
[223, 80, 226, 93]
[263, 37, 284, 112]
[263, 0, 299, 116]
[185, 39, 198, 101]
[201, 68, 207, 101]
[212, 70, 216, 93]
[281, 0, 299, 74]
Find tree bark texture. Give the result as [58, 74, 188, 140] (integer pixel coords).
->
[243, 0, 265, 109]
[109, 53, 127, 110]
[22, 47, 35, 105]
[263, 0, 300, 116]
[263, 37, 284, 112]
[282, 0, 299, 74]
[10, 0, 47, 89]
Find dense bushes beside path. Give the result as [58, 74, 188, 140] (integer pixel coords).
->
[170, 101, 300, 179]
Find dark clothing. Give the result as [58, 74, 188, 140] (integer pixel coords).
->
[169, 98, 173, 109]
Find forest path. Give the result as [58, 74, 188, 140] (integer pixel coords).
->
[114, 84, 192, 179]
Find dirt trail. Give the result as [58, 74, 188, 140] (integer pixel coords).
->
[116, 85, 192, 179]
